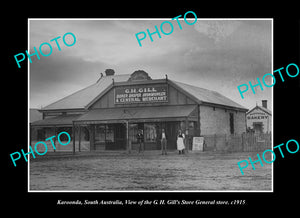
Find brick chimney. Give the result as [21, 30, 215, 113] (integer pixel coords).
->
[105, 69, 115, 76]
[262, 100, 267, 109]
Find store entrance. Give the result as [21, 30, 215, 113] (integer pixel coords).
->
[94, 123, 126, 150]
[165, 122, 179, 150]
[128, 122, 180, 150]
[253, 122, 263, 134]
[129, 122, 160, 150]
[113, 123, 127, 150]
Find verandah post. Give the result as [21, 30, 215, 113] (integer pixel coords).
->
[185, 118, 189, 153]
[72, 123, 75, 154]
[78, 125, 81, 152]
[53, 126, 56, 152]
[241, 132, 245, 152]
[126, 121, 131, 154]
[214, 134, 217, 151]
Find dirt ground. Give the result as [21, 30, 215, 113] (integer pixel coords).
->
[29, 150, 272, 191]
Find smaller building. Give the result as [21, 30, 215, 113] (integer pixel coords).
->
[246, 100, 272, 134]
[30, 108, 42, 123]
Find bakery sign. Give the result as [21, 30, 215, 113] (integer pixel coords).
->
[247, 112, 269, 120]
[115, 84, 168, 104]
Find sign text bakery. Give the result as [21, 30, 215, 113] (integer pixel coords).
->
[115, 84, 168, 104]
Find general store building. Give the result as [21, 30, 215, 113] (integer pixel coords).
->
[30, 70, 248, 152]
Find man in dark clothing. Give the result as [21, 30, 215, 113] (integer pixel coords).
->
[136, 129, 144, 153]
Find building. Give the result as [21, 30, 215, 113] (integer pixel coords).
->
[30, 69, 248, 152]
[246, 100, 272, 134]
[30, 108, 42, 123]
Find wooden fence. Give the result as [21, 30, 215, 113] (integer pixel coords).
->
[201, 133, 272, 152]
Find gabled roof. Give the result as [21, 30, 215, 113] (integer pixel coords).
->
[41, 74, 131, 111]
[246, 105, 272, 116]
[40, 74, 247, 112]
[170, 80, 247, 111]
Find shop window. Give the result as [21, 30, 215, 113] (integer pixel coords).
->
[37, 128, 46, 141]
[95, 124, 115, 144]
[144, 123, 157, 142]
[57, 127, 72, 141]
[106, 124, 114, 143]
[82, 127, 90, 141]
[95, 125, 106, 143]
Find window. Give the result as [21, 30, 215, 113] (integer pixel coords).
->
[144, 123, 157, 142]
[229, 113, 234, 134]
[94, 125, 115, 143]
[106, 124, 114, 143]
[95, 125, 106, 143]
[37, 128, 46, 141]
[57, 127, 72, 141]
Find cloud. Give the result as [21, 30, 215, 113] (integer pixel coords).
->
[29, 19, 272, 111]
[194, 20, 242, 43]
[29, 50, 110, 108]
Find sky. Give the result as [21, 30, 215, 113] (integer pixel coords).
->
[29, 19, 272, 111]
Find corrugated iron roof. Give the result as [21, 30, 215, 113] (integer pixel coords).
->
[247, 105, 272, 115]
[40, 74, 247, 111]
[41, 74, 131, 110]
[170, 80, 247, 110]
[31, 114, 82, 126]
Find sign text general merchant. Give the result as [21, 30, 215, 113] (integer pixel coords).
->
[115, 85, 168, 104]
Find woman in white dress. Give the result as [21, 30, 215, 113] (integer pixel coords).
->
[177, 129, 185, 154]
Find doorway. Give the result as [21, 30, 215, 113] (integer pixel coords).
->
[94, 124, 126, 150]
[113, 124, 127, 150]
[253, 122, 263, 134]
[165, 122, 180, 150]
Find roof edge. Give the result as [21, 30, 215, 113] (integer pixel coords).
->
[167, 80, 202, 104]
[201, 101, 248, 112]
[246, 105, 272, 115]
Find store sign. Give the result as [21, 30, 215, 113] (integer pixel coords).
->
[192, 137, 204, 151]
[247, 112, 268, 120]
[115, 84, 168, 104]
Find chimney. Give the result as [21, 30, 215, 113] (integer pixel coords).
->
[105, 69, 115, 76]
[262, 100, 267, 109]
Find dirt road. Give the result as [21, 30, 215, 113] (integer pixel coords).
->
[29, 151, 272, 191]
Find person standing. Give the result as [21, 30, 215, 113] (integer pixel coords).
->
[177, 129, 185, 154]
[136, 129, 144, 153]
[160, 129, 167, 155]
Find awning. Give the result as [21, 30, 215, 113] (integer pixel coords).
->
[31, 114, 82, 127]
[75, 105, 198, 124]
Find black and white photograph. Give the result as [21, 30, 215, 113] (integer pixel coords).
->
[4, 3, 300, 212]
[28, 18, 273, 191]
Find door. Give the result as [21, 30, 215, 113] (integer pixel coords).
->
[253, 122, 263, 134]
[113, 124, 127, 150]
[165, 122, 179, 150]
